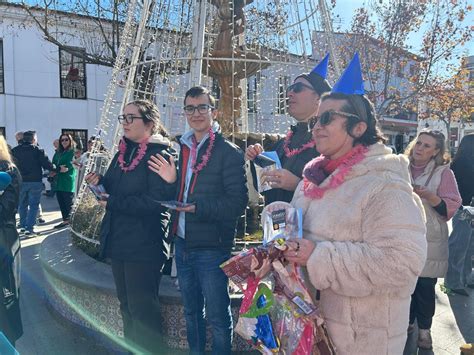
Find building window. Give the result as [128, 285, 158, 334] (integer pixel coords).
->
[59, 47, 87, 99]
[396, 62, 405, 78]
[247, 73, 260, 113]
[62, 129, 88, 152]
[0, 39, 4, 94]
[277, 76, 289, 115]
[0, 127, 5, 137]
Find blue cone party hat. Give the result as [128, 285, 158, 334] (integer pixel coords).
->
[332, 52, 365, 95]
[296, 53, 331, 93]
[311, 53, 329, 79]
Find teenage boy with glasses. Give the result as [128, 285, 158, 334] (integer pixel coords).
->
[245, 54, 332, 205]
[148, 85, 248, 354]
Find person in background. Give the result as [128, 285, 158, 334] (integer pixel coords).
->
[0, 135, 23, 348]
[72, 147, 84, 196]
[445, 134, 474, 295]
[149, 86, 248, 354]
[51, 133, 76, 229]
[404, 129, 462, 349]
[245, 55, 331, 205]
[45, 139, 60, 198]
[74, 136, 98, 194]
[14, 132, 23, 146]
[11, 131, 53, 236]
[284, 54, 427, 354]
[86, 100, 176, 353]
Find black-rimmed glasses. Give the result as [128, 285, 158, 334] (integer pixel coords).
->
[183, 104, 214, 115]
[286, 82, 315, 94]
[315, 110, 361, 126]
[118, 114, 143, 124]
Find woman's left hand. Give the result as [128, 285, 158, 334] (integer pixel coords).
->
[283, 238, 316, 266]
[262, 169, 301, 191]
[148, 154, 177, 183]
[413, 186, 441, 206]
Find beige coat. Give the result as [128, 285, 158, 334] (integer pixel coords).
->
[291, 143, 427, 355]
[411, 160, 451, 278]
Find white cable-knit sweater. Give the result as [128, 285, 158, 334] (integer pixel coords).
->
[291, 143, 427, 355]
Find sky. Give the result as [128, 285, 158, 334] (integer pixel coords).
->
[330, 0, 473, 69]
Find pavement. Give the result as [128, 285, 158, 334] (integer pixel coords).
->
[13, 195, 474, 354]
[15, 195, 113, 355]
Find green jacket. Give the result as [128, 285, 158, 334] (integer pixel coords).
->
[52, 149, 76, 192]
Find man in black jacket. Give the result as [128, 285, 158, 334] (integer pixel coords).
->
[156, 86, 248, 354]
[245, 55, 332, 205]
[11, 131, 53, 235]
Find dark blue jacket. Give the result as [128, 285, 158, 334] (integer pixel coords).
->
[173, 133, 248, 252]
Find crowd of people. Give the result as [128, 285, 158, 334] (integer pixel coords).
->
[0, 52, 473, 354]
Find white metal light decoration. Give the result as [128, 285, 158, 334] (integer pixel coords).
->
[71, 0, 338, 242]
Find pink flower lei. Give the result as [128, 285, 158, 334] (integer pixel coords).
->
[303, 145, 368, 199]
[118, 137, 149, 172]
[283, 129, 315, 158]
[191, 127, 215, 174]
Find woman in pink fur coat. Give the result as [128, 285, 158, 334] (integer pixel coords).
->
[284, 90, 427, 355]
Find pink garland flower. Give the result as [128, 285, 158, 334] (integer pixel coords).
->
[283, 129, 315, 158]
[118, 137, 149, 172]
[191, 127, 215, 174]
[303, 145, 369, 199]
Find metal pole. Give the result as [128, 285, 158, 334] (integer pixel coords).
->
[189, 0, 207, 86]
[318, 0, 341, 76]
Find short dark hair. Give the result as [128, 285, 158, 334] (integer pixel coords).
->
[23, 131, 36, 143]
[184, 86, 216, 108]
[321, 92, 387, 146]
[125, 100, 168, 137]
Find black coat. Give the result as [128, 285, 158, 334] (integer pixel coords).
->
[451, 158, 474, 206]
[173, 133, 248, 251]
[99, 137, 177, 264]
[11, 143, 53, 182]
[0, 161, 23, 343]
[262, 122, 318, 205]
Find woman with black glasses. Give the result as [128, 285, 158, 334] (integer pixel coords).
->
[86, 100, 176, 353]
[282, 54, 427, 354]
[51, 133, 77, 228]
[245, 55, 331, 205]
[404, 129, 461, 349]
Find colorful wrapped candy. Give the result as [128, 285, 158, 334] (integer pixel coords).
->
[221, 202, 336, 355]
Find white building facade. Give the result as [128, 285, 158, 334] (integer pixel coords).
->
[0, 4, 113, 157]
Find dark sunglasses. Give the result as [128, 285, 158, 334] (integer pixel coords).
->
[315, 110, 361, 126]
[118, 114, 143, 124]
[183, 104, 214, 115]
[286, 82, 315, 94]
[60, 138, 70, 142]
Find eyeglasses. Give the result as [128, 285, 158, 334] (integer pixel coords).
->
[118, 114, 143, 124]
[286, 82, 315, 94]
[315, 110, 361, 126]
[183, 104, 214, 115]
[61, 138, 70, 142]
